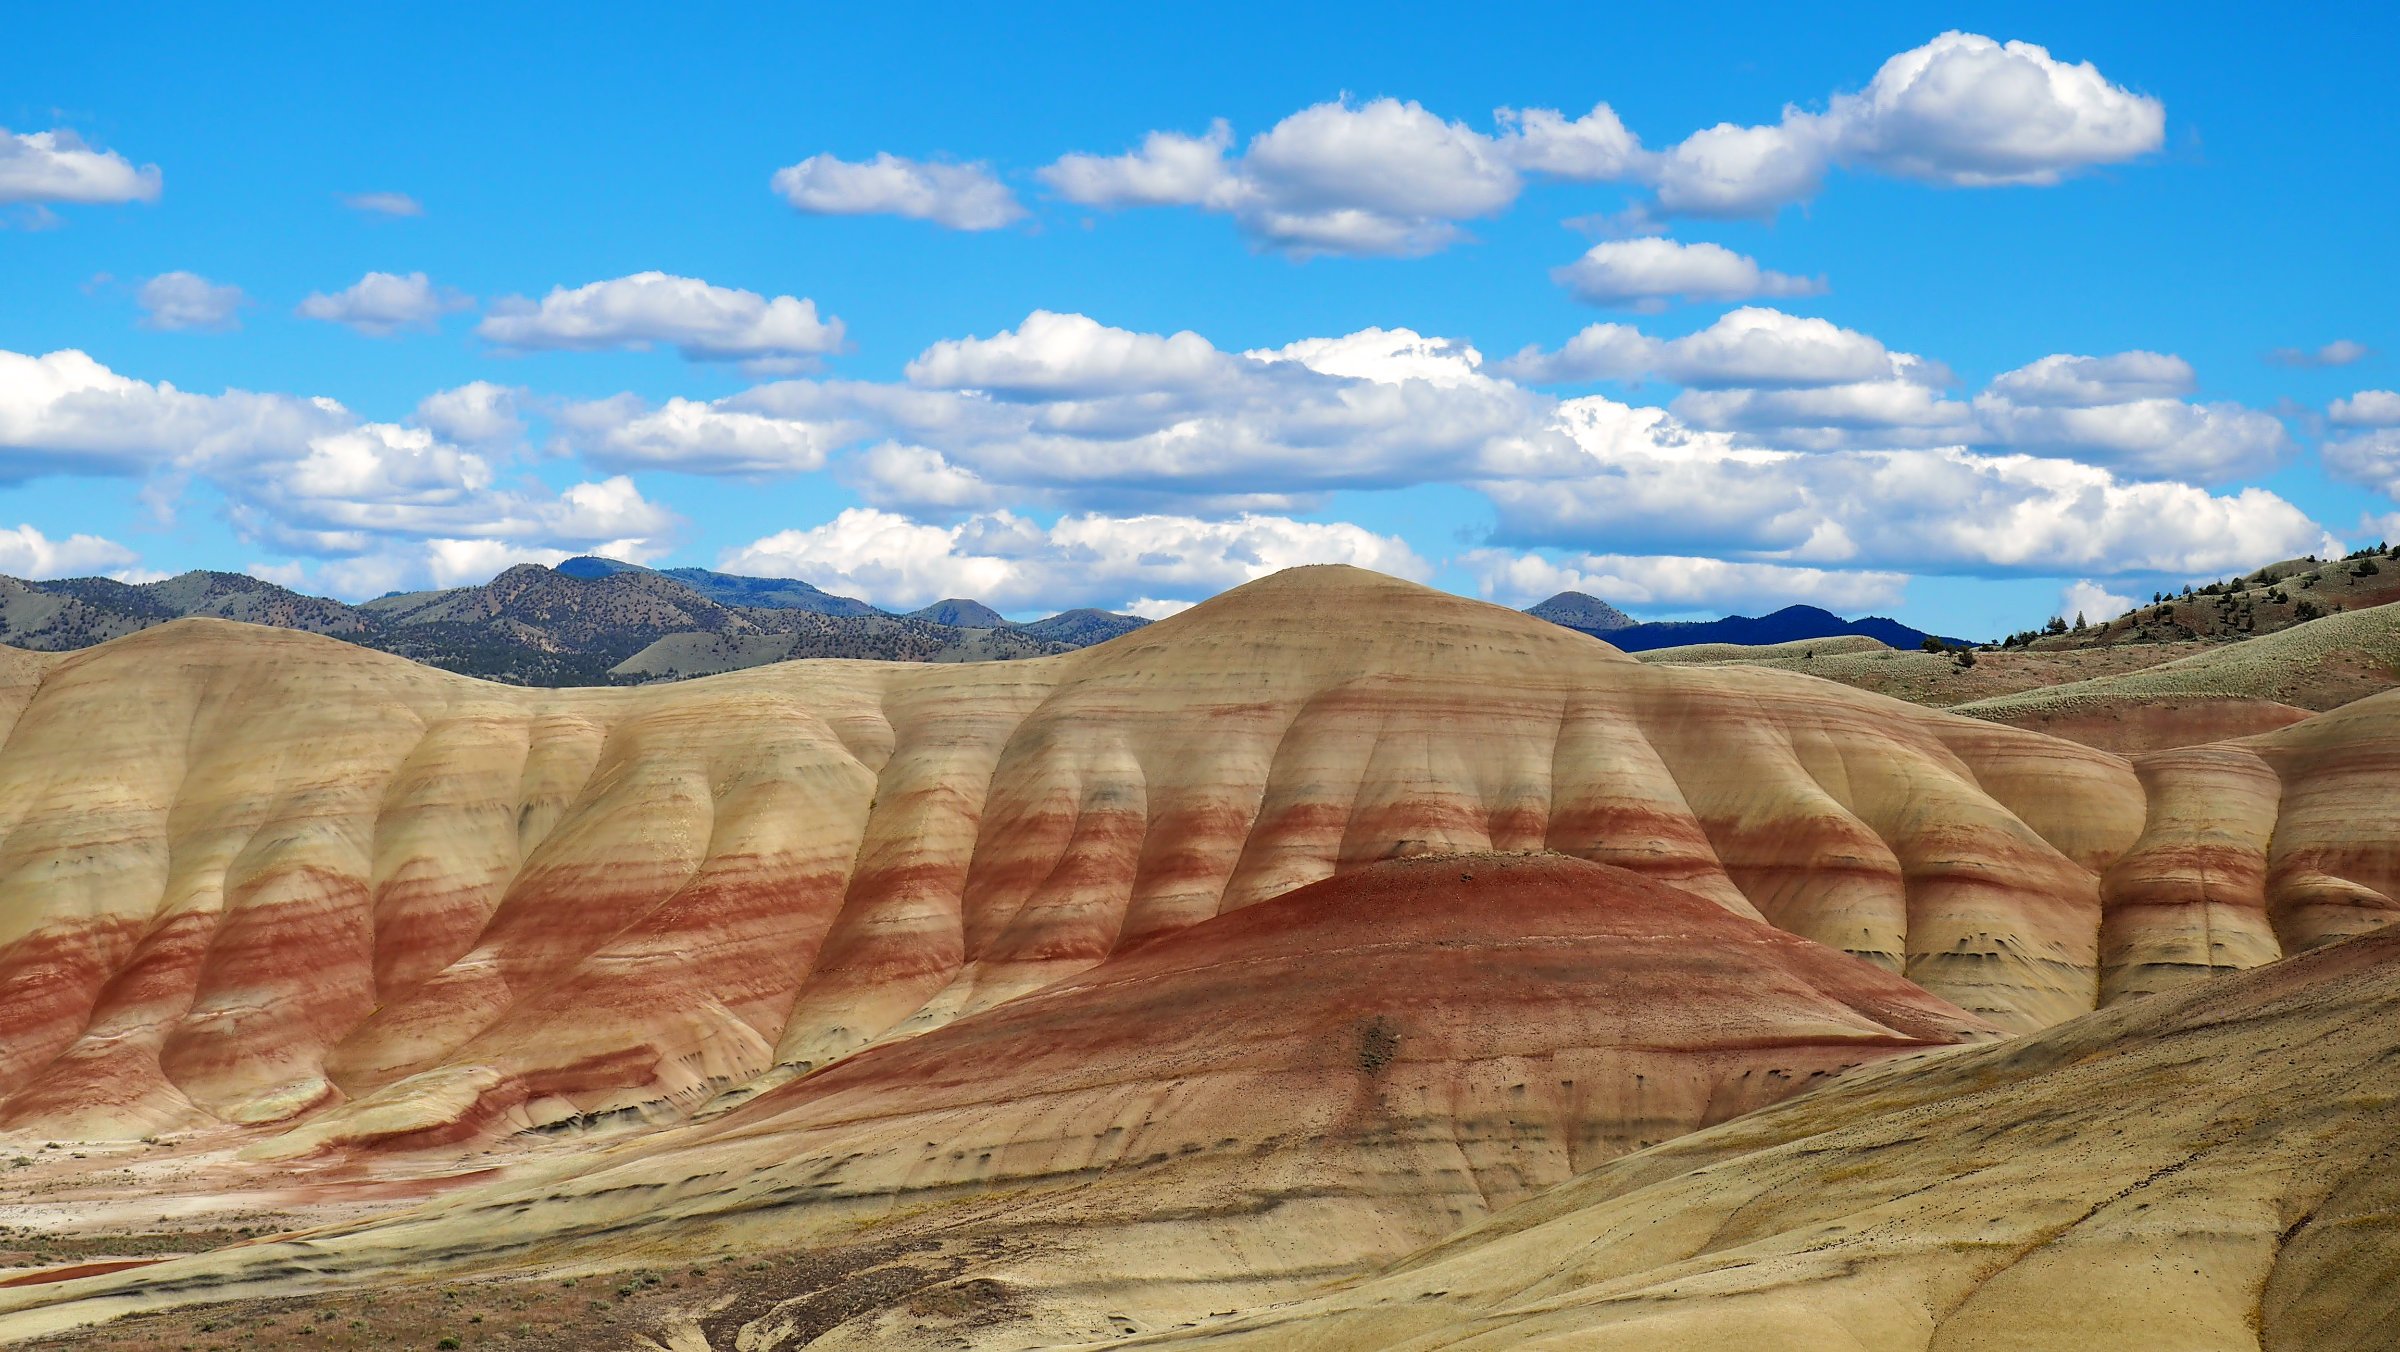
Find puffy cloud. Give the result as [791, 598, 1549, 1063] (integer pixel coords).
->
[0, 127, 160, 205]
[1970, 392, 2290, 482]
[1038, 34, 2159, 250]
[1669, 368, 1972, 449]
[2060, 579, 2133, 624]
[1040, 120, 1243, 208]
[2267, 339, 2371, 368]
[1982, 351, 2193, 406]
[2325, 429, 2400, 498]
[1462, 547, 1909, 614]
[413, 381, 524, 445]
[1492, 104, 1642, 179]
[557, 393, 844, 476]
[1831, 32, 2165, 186]
[905, 310, 1236, 396]
[2330, 390, 2400, 428]
[0, 524, 143, 579]
[1237, 98, 1519, 255]
[1502, 308, 1900, 389]
[135, 272, 247, 332]
[339, 191, 423, 217]
[1651, 32, 2164, 217]
[1552, 238, 1823, 310]
[1484, 390, 2331, 578]
[1510, 323, 2285, 480]
[564, 315, 1574, 505]
[1972, 352, 2288, 481]
[0, 347, 339, 479]
[844, 442, 1005, 515]
[722, 506, 1427, 613]
[1044, 98, 1536, 258]
[771, 153, 1023, 230]
[476, 272, 844, 368]
[296, 271, 474, 336]
[0, 346, 675, 573]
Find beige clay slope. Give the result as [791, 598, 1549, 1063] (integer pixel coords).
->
[0, 854, 1998, 1346]
[2, 564, 2393, 1166]
[0, 564, 2170, 1161]
[1118, 920, 2400, 1352]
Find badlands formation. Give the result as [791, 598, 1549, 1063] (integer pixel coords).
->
[0, 565, 2393, 1348]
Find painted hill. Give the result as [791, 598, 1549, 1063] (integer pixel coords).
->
[1128, 919, 2400, 1351]
[0, 566, 2396, 1347]
[0, 854, 1995, 1345]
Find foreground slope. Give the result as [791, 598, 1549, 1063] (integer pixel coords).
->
[0, 854, 1994, 1345]
[1124, 922, 2400, 1352]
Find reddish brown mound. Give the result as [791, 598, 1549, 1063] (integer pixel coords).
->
[38, 856, 2005, 1349]
[705, 849, 1997, 1151]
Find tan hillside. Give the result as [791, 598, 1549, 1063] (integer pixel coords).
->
[1115, 919, 2400, 1352]
[1640, 632, 2221, 708]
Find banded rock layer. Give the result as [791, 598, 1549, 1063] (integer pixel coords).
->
[0, 566, 2392, 1153]
[0, 854, 1996, 1344]
[1126, 922, 2400, 1352]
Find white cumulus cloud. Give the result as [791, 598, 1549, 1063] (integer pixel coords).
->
[413, 382, 524, 445]
[0, 524, 143, 579]
[2330, 390, 2400, 428]
[477, 271, 845, 368]
[1650, 32, 2165, 217]
[722, 506, 1427, 613]
[296, 271, 474, 336]
[0, 128, 161, 206]
[136, 272, 248, 332]
[1502, 308, 1901, 388]
[771, 153, 1023, 230]
[1552, 237, 1823, 310]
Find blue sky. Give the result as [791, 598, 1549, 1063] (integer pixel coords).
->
[1, 2, 2392, 635]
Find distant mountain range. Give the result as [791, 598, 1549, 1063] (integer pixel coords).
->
[1525, 591, 1961, 652]
[0, 564, 1968, 687]
[0, 559, 1150, 685]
